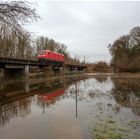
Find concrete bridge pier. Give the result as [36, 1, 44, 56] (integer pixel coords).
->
[0, 65, 30, 81]
[24, 65, 29, 80]
[24, 79, 29, 93]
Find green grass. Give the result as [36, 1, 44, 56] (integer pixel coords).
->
[92, 120, 125, 139]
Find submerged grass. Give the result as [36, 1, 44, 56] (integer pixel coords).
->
[92, 119, 127, 139]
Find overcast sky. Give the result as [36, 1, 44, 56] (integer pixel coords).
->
[25, 0, 140, 63]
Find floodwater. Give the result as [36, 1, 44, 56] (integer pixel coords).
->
[0, 76, 140, 139]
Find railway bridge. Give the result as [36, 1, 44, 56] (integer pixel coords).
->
[0, 57, 87, 80]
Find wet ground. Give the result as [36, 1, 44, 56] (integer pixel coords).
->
[0, 75, 140, 138]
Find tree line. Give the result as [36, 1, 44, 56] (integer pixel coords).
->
[0, 0, 81, 64]
[1, 1, 139, 71]
[108, 27, 140, 72]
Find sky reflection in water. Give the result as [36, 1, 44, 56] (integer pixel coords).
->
[0, 76, 140, 138]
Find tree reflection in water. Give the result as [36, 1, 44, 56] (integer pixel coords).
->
[0, 98, 32, 127]
[0, 75, 140, 139]
[0, 76, 88, 126]
[83, 77, 140, 139]
[111, 78, 140, 116]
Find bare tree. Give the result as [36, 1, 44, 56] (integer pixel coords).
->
[108, 26, 140, 72]
[0, 0, 39, 36]
[0, 23, 34, 59]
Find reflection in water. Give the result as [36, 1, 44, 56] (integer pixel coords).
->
[0, 76, 87, 127]
[0, 98, 32, 127]
[0, 76, 140, 138]
[39, 88, 65, 102]
[94, 77, 108, 83]
[0, 81, 34, 127]
[111, 79, 140, 116]
[37, 88, 65, 114]
[64, 77, 114, 103]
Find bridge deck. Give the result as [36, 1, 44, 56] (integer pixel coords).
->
[0, 57, 87, 68]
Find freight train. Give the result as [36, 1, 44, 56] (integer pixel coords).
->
[38, 50, 65, 64]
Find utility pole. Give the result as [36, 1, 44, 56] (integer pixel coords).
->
[75, 81, 78, 118]
[84, 56, 86, 64]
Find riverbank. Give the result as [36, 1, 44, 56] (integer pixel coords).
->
[85, 72, 140, 79]
[1, 72, 140, 85]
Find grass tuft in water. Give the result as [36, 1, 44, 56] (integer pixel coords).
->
[92, 120, 125, 139]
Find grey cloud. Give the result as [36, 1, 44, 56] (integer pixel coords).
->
[25, 1, 140, 62]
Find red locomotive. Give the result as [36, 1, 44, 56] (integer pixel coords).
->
[38, 50, 64, 64]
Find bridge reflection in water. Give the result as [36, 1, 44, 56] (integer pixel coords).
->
[0, 76, 140, 139]
[0, 76, 85, 127]
[38, 88, 65, 114]
[0, 88, 64, 126]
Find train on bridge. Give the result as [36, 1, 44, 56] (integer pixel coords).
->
[0, 50, 87, 81]
[38, 50, 65, 64]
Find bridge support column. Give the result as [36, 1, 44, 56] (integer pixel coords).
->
[24, 65, 29, 80]
[25, 80, 29, 93]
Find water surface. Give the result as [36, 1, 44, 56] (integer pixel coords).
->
[0, 76, 140, 138]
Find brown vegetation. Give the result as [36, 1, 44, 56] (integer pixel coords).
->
[0, 1, 82, 64]
[0, 24, 33, 59]
[108, 26, 140, 72]
[86, 61, 111, 73]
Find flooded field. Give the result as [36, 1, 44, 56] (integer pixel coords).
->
[0, 75, 140, 138]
